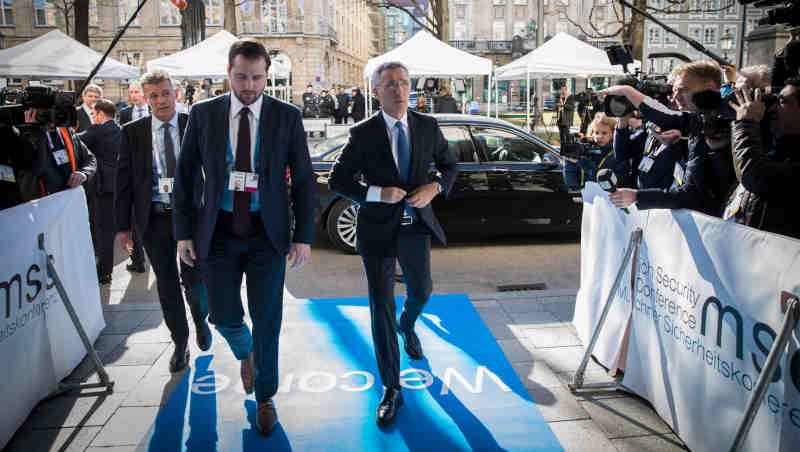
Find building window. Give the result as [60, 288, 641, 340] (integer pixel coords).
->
[120, 51, 142, 68]
[556, 21, 567, 34]
[261, 0, 287, 33]
[89, 0, 99, 25]
[648, 26, 662, 45]
[35, 0, 57, 26]
[704, 25, 717, 45]
[493, 0, 506, 4]
[688, 0, 702, 16]
[456, 6, 465, 19]
[726, 2, 738, 15]
[663, 24, 678, 45]
[492, 21, 506, 40]
[205, 0, 222, 26]
[454, 20, 466, 40]
[723, 24, 737, 47]
[494, 6, 504, 18]
[514, 5, 526, 17]
[689, 24, 702, 42]
[118, 0, 141, 26]
[160, 0, 181, 25]
[1, 0, 13, 25]
[514, 0, 528, 4]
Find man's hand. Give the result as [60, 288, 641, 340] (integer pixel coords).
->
[729, 88, 766, 122]
[116, 231, 133, 254]
[722, 64, 738, 84]
[407, 182, 439, 209]
[655, 129, 681, 146]
[287, 243, 311, 270]
[24, 108, 40, 124]
[177, 239, 196, 267]
[609, 188, 638, 209]
[67, 171, 87, 188]
[380, 187, 407, 203]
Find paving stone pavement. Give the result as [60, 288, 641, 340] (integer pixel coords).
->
[3, 258, 689, 452]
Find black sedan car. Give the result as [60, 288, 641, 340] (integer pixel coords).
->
[310, 114, 582, 254]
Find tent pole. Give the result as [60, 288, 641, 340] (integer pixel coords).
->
[495, 76, 499, 119]
[487, 72, 491, 118]
[526, 70, 531, 132]
[367, 77, 372, 117]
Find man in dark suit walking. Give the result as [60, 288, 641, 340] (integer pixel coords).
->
[78, 98, 121, 284]
[335, 86, 349, 124]
[328, 61, 458, 428]
[115, 71, 211, 373]
[173, 39, 316, 435]
[118, 82, 150, 125]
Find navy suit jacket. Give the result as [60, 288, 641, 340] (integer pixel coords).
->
[77, 120, 121, 194]
[328, 110, 458, 257]
[115, 114, 191, 239]
[173, 93, 316, 260]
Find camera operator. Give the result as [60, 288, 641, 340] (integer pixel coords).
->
[557, 86, 577, 139]
[727, 81, 800, 239]
[563, 113, 632, 189]
[771, 28, 799, 89]
[14, 108, 96, 201]
[603, 62, 736, 216]
[614, 113, 686, 191]
[576, 88, 598, 135]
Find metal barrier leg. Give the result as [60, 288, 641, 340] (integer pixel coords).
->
[729, 295, 799, 452]
[569, 228, 643, 391]
[39, 234, 114, 395]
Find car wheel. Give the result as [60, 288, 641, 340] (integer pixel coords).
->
[326, 199, 358, 254]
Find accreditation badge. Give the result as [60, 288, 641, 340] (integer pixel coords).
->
[673, 162, 685, 186]
[0, 164, 15, 183]
[722, 184, 745, 222]
[245, 173, 258, 192]
[52, 148, 70, 166]
[158, 177, 174, 194]
[229, 171, 246, 192]
[638, 156, 655, 173]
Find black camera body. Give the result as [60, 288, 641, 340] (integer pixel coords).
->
[684, 88, 777, 138]
[0, 86, 77, 128]
[603, 78, 673, 117]
[184, 84, 196, 105]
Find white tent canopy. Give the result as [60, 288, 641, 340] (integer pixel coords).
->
[147, 30, 290, 79]
[0, 30, 139, 80]
[364, 30, 492, 79]
[495, 32, 639, 80]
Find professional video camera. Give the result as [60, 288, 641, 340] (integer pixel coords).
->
[602, 45, 673, 117]
[0, 86, 77, 128]
[740, 0, 800, 27]
[560, 126, 604, 160]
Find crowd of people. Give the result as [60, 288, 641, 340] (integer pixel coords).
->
[558, 59, 799, 241]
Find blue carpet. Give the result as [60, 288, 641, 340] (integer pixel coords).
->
[140, 294, 563, 451]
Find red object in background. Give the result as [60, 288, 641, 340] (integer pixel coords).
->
[170, 0, 187, 10]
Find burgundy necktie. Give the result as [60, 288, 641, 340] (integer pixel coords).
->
[232, 107, 251, 236]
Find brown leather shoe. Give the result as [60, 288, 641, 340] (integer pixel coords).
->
[241, 352, 254, 394]
[256, 399, 278, 435]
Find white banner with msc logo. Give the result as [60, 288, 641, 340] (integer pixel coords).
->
[0, 188, 105, 449]
[574, 183, 800, 452]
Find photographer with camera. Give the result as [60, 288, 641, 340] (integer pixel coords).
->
[557, 85, 577, 138]
[563, 113, 632, 189]
[603, 62, 736, 216]
[613, 112, 687, 191]
[14, 108, 96, 201]
[576, 88, 598, 135]
[726, 80, 800, 239]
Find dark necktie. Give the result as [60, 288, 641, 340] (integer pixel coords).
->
[163, 123, 176, 178]
[395, 122, 415, 219]
[232, 107, 251, 236]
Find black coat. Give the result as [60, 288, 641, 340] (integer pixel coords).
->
[115, 113, 190, 239]
[435, 95, 459, 113]
[173, 94, 317, 259]
[351, 93, 366, 122]
[730, 120, 800, 239]
[78, 120, 121, 194]
[336, 93, 349, 115]
[328, 110, 458, 257]
[75, 106, 92, 133]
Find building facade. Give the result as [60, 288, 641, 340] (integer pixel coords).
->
[0, 0, 378, 105]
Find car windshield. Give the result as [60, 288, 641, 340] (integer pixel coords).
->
[310, 133, 349, 158]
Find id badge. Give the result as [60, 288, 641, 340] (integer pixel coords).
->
[638, 156, 655, 173]
[158, 177, 174, 194]
[53, 149, 70, 166]
[0, 164, 15, 183]
[673, 163, 685, 186]
[245, 173, 258, 192]
[723, 185, 745, 221]
[229, 171, 247, 192]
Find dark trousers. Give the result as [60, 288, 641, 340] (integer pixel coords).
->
[142, 209, 208, 347]
[361, 224, 432, 389]
[87, 190, 115, 276]
[203, 211, 286, 402]
[130, 206, 145, 265]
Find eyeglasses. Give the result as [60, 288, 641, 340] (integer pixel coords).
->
[382, 80, 411, 90]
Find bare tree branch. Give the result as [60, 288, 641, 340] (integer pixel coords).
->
[369, 1, 439, 37]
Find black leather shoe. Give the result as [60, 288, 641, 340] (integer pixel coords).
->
[196, 321, 212, 351]
[398, 325, 424, 360]
[98, 274, 112, 285]
[376, 387, 403, 427]
[169, 344, 190, 373]
[126, 261, 146, 273]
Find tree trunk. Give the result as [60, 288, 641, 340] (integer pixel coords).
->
[73, 0, 89, 46]
[628, 0, 646, 62]
[181, 0, 207, 49]
[438, 0, 449, 41]
[223, 0, 237, 35]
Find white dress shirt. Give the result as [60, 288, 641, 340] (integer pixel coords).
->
[366, 110, 411, 202]
[150, 112, 180, 204]
[133, 104, 149, 121]
[82, 103, 94, 124]
[229, 93, 263, 170]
